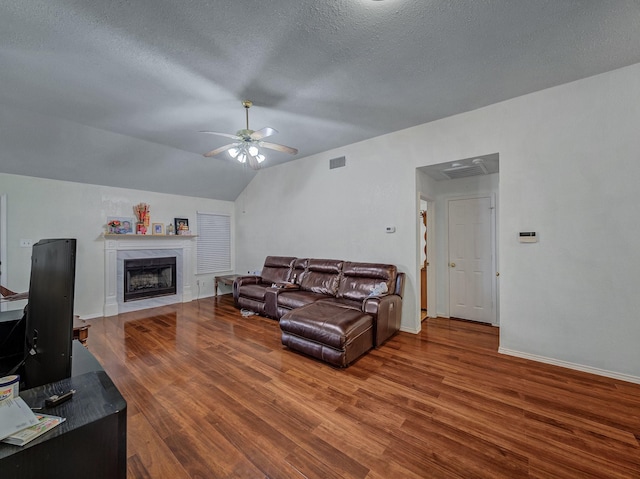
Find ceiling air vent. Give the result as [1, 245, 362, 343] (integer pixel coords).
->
[329, 156, 346, 169]
[441, 158, 488, 179]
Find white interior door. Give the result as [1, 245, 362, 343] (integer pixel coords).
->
[448, 196, 495, 323]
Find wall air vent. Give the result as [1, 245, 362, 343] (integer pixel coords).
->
[329, 156, 346, 169]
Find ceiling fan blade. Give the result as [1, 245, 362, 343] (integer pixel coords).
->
[250, 127, 277, 140]
[247, 154, 262, 170]
[203, 143, 236, 158]
[200, 131, 242, 141]
[260, 141, 298, 155]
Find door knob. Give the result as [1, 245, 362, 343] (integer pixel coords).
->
[449, 262, 456, 268]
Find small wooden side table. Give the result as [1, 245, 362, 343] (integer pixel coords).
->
[73, 316, 91, 347]
[214, 274, 240, 296]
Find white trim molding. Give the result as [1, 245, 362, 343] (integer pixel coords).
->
[499, 347, 640, 385]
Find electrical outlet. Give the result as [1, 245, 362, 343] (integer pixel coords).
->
[20, 239, 33, 248]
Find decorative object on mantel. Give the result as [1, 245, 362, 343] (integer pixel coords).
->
[152, 223, 164, 235]
[174, 218, 190, 235]
[106, 217, 134, 234]
[166, 223, 175, 235]
[134, 203, 150, 235]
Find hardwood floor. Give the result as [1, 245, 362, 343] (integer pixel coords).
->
[87, 295, 640, 478]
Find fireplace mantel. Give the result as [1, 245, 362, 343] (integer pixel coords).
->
[103, 234, 197, 239]
[103, 235, 195, 316]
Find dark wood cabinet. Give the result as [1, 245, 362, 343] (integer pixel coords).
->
[0, 342, 127, 479]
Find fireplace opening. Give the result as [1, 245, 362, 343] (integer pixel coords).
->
[124, 257, 177, 302]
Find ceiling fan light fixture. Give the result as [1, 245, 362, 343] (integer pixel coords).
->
[201, 99, 298, 169]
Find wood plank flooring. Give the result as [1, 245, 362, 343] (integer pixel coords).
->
[87, 295, 640, 478]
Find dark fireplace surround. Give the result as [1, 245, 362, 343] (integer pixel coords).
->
[124, 256, 177, 302]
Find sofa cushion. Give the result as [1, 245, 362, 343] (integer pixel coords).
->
[316, 297, 363, 311]
[238, 283, 271, 301]
[336, 262, 397, 302]
[260, 256, 296, 284]
[277, 290, 328, 310]
[299, 259, 343, 295]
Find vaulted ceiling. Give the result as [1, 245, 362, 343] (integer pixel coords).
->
[1, 1, 639, 200]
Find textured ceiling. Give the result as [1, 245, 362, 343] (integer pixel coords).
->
[1, 1, 639, 200]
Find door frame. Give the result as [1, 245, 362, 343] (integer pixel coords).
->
[418, 195, 437, 319]
[1, 194, 7, 312]
[445, 192, 498, 325]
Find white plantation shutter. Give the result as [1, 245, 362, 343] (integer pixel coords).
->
[196, 212, 231, 273]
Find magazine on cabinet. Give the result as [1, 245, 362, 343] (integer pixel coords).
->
[0, 397, 40, 441]
[1, 413, 66, 446]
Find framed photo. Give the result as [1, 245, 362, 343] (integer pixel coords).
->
[174, 217, 189, 234]
[152, 223, 164, 235]
[107, 216, 134, 235]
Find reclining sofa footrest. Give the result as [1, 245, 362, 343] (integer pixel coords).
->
[280, 302, 374, 367]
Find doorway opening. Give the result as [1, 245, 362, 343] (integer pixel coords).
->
[417, 153, 499, 326]
[419, 200, 428, 321]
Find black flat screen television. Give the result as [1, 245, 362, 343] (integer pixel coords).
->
[21, 238, 77, 390]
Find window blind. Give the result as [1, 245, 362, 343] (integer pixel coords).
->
[196, 212, 231, 274]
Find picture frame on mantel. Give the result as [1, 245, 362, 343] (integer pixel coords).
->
[152, 223, 164, 235]
[107, 216, 134, 235]
[174, 218, 189, 234]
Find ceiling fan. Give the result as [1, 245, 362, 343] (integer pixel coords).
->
[201, 100, 298, 170]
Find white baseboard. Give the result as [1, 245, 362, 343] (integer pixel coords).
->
[400, 326, 421, 334]
[499, 347, 640, 385]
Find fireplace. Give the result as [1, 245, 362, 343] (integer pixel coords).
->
[124, 256, 177, 302]
[104, 236, 194, 316]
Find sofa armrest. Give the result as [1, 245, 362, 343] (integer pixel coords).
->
[263, 286, 278, 318]
[233, 275, 261, 303]
[235, 274, 261, 286]
[264, 282, 302, 317]
[363, 294, 402, 347]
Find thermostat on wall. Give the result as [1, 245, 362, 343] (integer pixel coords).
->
[519, 232, 537, 243]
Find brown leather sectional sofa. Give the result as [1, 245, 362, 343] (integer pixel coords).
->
[233, 256, 405, 367]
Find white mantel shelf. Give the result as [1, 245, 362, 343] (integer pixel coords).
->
[103, 234, 197, 238]
[103, 235, 196, 316]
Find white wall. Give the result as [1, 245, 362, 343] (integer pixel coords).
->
[0, 173, 234, 317]
[236, 62, 640, 382]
